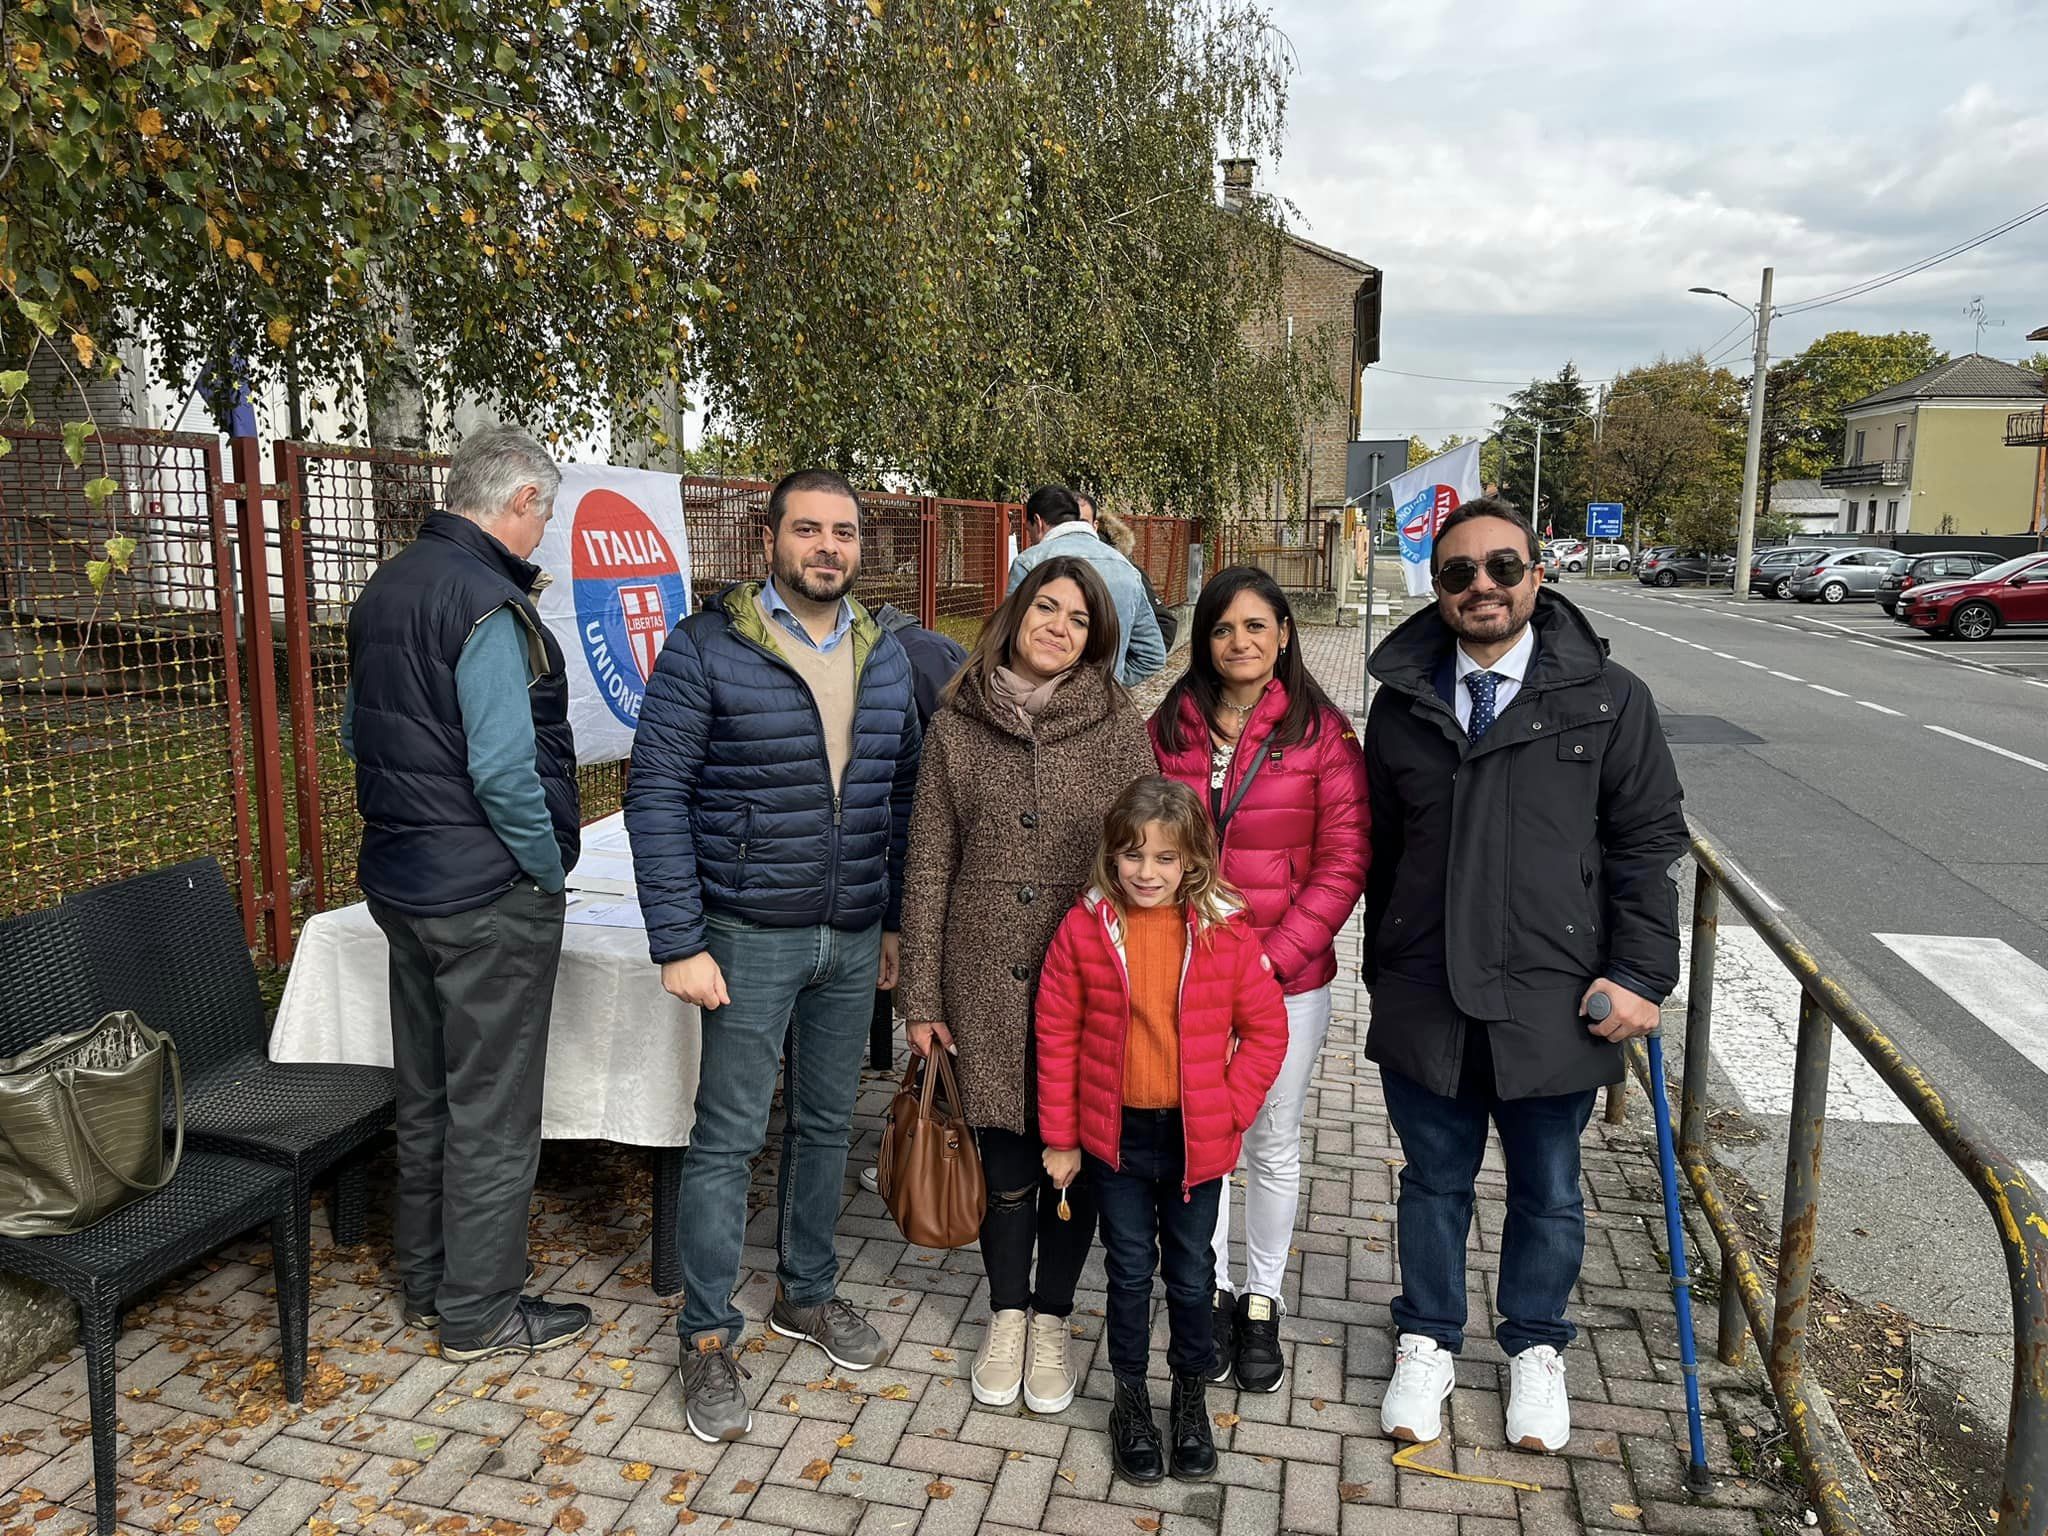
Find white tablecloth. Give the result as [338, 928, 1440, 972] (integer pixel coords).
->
[268, 815, 699, 1146]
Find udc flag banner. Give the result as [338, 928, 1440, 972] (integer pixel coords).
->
[1387, 440, 1483, 597]
[532, 464, 693, 764]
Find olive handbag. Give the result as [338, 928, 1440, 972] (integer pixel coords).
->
[875, 1050, 985, 1250]
[0, 1009, 185, 1237]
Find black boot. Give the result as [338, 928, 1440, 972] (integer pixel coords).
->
[1109, 1377, 1165, 1485]
[1206, 1288, 1236, 1384]
[1169, 1373, 1217, 1481]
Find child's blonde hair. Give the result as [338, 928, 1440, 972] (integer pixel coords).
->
[1091, 776, 1243, 930]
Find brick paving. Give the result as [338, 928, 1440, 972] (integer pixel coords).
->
[0, 625, 1794, 1536]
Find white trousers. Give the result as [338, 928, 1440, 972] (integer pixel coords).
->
[1211, 983, 1333, 1299]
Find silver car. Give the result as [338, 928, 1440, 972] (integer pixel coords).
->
[1791, 547, 1896, 604]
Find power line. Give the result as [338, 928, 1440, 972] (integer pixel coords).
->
[1775, 198, 2048, 317]
[1366, 364, 1616, 388]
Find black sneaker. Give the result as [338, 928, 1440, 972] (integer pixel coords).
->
[1206, 1288, 1236, 1384]
[1109, 1377, 1165, 1485]
[1169, 1373, 1217, 1481]
[1233, 1292, 1284, 1393]
[440, 1295, 591, 1362]
[402, 1261, 540, 1330]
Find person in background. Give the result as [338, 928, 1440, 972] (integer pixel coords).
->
[1363, 497, 1687, 1454]
[1036, 776, 1288, 1485]
[1149, 565, 1368, 1393]
[626, 468, 922, 1444]
[1093, 501, 1179, 654]
[1006, 485, 1167, 685]
[898, 556, 1156, 1418]
[342, 424, 590, 1364]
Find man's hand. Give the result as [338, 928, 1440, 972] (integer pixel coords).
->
[907, 1020, 955, 1058]
[661, 952, 731, 1010]
[1042, 1147, 1082, 1190]
[1581, 979, 1659, 1041]
[878, 932, 901, 991]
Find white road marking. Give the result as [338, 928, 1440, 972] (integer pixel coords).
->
[1875, 935, 2048, 1079]
[1857, 701, 1904, 717]
[1809, 684, 1850, 698]
[1676, 927, 1910, 1124]
[1735, 658, 1768, 670]
[1924, 725, 2048, 774]
[1769, 671, 1804, 683]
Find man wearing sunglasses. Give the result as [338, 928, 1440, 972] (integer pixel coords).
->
[1360, 498, 1687, 1457]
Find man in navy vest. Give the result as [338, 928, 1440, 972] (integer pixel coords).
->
[343, 424, 590, 1364]
[627, 469, 921, 1444]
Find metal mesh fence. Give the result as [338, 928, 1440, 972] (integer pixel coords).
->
[0, 429, 255, 930]
[1127, 516, 1192, 605]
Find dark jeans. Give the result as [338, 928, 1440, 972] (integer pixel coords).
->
[370, 879, 566, 1347]
[976, 1124, 1096, 1320]
[677, 914, 881, 1345]
[1379, 1063, 1598, 1356]
[1088, 1109, 1222, 1382]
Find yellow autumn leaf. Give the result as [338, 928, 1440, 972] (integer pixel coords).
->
[799, 1460, 832, 1482]
[835, 1433, 857, 1449]
[70, 331, 95, 368]
[224, 237, 246, 260]
[138, 107, 164, 136]
[925, 1481, 953, 1500]
[1610, 1505, 1643, 1521]
[70, 266, 100, 292]
[621, 1462, 653, 1482]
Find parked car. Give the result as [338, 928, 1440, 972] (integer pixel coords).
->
[1748, 546, 1833, 599]
[1896, 552, 2048, 641]
[1557, 541, 1631, 573]
[1790, 547, 1896, 604]
[1876, 550, 2007, 616]
[1636, 548, 1734, 587]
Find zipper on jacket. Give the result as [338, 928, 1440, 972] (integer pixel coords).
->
[1100, 897, 1202, 1198]
[1175, 913, 1198, 1202]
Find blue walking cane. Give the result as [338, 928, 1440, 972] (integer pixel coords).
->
[1588, 990, 1713, 1494]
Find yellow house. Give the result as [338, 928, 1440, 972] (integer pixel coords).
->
[1820, 354, 2048, 536]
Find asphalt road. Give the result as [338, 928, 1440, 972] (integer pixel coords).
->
[1564, 577, 2048, 1432]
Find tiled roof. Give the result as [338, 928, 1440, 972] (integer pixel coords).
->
[1850, 353, 2048, 410]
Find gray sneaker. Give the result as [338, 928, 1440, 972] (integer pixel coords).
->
[768, 1290, 888, 1371]
[680, 1335, 754, 1444]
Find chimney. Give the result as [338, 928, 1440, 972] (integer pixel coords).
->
[1219, 157, 1255, 210]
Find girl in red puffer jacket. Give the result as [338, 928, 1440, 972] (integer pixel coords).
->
[1036, 776, 1287, 1488]
[1150, 566, 1369, 1394]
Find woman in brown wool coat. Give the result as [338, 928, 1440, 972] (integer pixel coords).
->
[898, 554, 1157, 1420]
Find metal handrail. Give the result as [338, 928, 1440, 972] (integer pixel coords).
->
[1639, 828, 2048, 1535]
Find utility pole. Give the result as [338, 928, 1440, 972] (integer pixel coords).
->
[1734, 266, 1774, 604]
[1530, 420, 1545, 534]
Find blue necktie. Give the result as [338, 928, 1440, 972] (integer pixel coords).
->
[1464, 671, 1503, 742]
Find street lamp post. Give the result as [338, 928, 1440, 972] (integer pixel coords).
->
[1689, 270, 1775, 602]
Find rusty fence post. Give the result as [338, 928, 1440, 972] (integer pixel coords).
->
[1681, 866, 1743, 1362]
[229, 434, 293, 964]
[274, 442, 325, 916]
[917, 498, 939, 630]
[1771, 991, 1830, 1391]
[203, 437, 261, 949]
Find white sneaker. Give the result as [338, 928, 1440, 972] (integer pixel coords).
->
[1379, 1333, 1456, 1443]
[972, 1308, 1028, 1406]
[1505, 1345, 1571, 1452]
[1022, 1311, 1076, 1414]
[859, 1164, 879, 1193]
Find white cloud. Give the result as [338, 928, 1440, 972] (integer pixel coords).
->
[1253, 0, 2048, 439]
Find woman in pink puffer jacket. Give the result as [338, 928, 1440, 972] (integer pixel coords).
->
[1149, 565, 1369, 1394]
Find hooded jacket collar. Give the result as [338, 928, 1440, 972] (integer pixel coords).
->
[419, 510, 547, 597]
[1368, 585, 1609, 702]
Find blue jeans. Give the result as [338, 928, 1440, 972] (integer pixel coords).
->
[1379, 1065, 1597, 1356]
[1087, 1109, 1223, 1383]
[676, 915, 882, 1345]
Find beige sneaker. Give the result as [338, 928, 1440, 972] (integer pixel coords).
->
[1023, 1311, 1076, 1414]
[973, 1308, 1028, 1406]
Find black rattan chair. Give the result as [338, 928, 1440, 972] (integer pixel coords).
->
[0, 903, 307, 1536]
[64, 858, 395, 1280]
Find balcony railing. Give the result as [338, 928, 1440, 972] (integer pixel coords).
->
[1819, 458, 1908, 488]
[2007, 408, 2048, 448]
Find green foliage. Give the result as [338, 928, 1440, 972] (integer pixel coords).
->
[1760, 330, 1946, 499]
[1, 0, 722, 444]
[1493, 363, 1592, 532]
[689, 0, 1322, 519]
[1588, 355, 1744, 547]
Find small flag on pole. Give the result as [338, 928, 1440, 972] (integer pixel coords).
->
[1387, 442, 1484, 597]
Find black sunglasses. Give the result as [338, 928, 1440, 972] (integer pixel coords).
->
[1436, 552, 1530, 594]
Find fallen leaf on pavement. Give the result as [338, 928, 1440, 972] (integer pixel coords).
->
[554, 1510, 587, 1533]
[622, 1463, 654, 1483]
[836, 1434, 857, 1449]
[730, 1480, 757, 1496]
[926, 1482, 954, 1500]
[779, 1395, 801, 1411]
[878, 1385, 910, 1401]
[1133, 1520, 1161, 1532]
[1339, 1483, 1371, 1503]
[1213, 1412, 1240, 1428]
[1611, 1505, 1643, 1520]
[930, 1349, 954, 1362]
[799, 1461, 833, 1483]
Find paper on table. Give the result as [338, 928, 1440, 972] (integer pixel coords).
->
[565, 896, 646, 929]
[566, 850, 636, 896]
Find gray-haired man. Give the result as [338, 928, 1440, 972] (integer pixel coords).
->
[343, 424, 591, 1362]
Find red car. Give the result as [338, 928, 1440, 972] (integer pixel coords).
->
[1896, 552, 2048, 641]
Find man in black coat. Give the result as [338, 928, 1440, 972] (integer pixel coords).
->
[1362, 498, 1687, 1456]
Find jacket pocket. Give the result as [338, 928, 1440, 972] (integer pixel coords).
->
[735, 805, 755, 893]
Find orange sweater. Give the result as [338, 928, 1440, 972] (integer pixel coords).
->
[1122, 904, 1187, 1108]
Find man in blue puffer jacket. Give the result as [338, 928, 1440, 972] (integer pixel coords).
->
[626, 468, 921, 1445]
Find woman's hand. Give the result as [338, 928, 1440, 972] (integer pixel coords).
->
[1042, 1147, 1082, 1190]
[907, 1020, 955, 1058]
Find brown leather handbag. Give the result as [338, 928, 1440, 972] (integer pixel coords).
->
[875, 1051, 985, 1250]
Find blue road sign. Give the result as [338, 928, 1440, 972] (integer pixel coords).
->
[1587, 502, 1625, 539]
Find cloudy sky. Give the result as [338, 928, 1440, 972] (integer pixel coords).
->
[1253, 0, 2047, 444]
